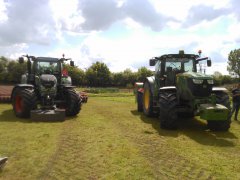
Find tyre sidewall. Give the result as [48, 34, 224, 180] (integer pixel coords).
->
[159, 91, 178, 129]
[143, 82, 153, 116]
[137, 92, 143, 112]
[12, 88, 37, 118]
[64, 89, 81, 116]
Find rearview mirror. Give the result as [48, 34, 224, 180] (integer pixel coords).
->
[149, 59, 156, 66]
[18, 57, 24, 64]
[207, 60, 211, 67]
[70, 60, 74, 67]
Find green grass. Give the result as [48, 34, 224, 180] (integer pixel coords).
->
[77, 87, 120, 94]
[1, 94, 240, 179]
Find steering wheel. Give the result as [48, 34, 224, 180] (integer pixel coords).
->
[44, 68, 52, 74]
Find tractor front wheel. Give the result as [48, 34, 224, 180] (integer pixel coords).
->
[159, 91, 178, 129]
[64, 88, 81, 116]
[143, 82, 154, 116]
[12, 88, 37, 118]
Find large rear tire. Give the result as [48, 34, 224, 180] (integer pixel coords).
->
[137, 92, 143, 112]
[207, 91, 231, 131]
[12, 88, 37, 118]
[64, 88, 81, 116]
[159, 91, 178, 129]
[143, 82, 154, 116]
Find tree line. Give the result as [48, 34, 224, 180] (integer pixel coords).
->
[1, 48, 240, 87]
[0, 56, 153, 87]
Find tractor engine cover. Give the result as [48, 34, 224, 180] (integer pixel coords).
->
[40, 74, 57, 88]
[39, 74, 57, 97]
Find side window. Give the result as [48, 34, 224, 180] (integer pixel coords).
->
[155, 61, 161, 75]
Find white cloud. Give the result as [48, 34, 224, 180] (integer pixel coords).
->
[0, 0, 8, 23]
[0, 43, 28, 60]
[0, 0, 56, 46]
[0, 0, 239, 76]
[149, 0, 231, 21]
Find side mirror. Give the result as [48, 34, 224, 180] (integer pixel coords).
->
[207, 60, 211, 67]
[19, 57, 24, 64]
[70, 60, 74, 67]
[149, 59, 156, 66]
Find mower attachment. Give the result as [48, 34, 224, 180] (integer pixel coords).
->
[199, 104, 230, 121]
[31, 109, 65, 121]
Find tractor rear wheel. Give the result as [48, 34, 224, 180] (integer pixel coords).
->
[12, 88, 37, 118]
[143, 82, 154, 116]
[159, 91, 178, 129]
[137, 92, 143, 112]
[207, 91, 231, 131]
[64, 88, 81, 116]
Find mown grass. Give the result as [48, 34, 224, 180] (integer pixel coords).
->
[0, 93, 240, 179]
[82, 87, 120, 94]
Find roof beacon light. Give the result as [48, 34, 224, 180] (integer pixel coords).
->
[198, 50, 202, 56]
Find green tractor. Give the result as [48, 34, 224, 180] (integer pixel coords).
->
[135, 50, 231, 131]
[11, 55, 82, 121]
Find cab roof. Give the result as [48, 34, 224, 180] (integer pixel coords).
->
[35, 57, 60, 62]
[155, 53, 199, 60]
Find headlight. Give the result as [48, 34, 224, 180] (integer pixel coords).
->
[192, 79, 203, 84]
[207, 79, 214, 84]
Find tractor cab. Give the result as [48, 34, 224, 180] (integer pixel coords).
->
[33, 58, 61, 75]
[151, 50, 212, 89]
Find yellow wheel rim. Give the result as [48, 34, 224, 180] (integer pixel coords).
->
[144, 88, 150, 110]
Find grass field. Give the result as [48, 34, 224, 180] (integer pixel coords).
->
[1, 93, 240, 179]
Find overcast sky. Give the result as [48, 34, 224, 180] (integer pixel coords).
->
[0, 0, 239, 74]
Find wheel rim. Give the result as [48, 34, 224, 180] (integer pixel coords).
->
[15, 95, 22, 113]
[144, 88, 150, 110]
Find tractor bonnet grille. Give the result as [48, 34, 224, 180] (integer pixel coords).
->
[187, 79, 212, 97]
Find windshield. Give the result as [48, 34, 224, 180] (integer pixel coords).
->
[36, 61, 59, 74]
[165, 58, 194, 73]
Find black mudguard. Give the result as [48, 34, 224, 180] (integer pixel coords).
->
[11, 84, 34, 100]
[144, 76, 155, 95]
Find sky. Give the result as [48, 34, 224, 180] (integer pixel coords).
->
[0, 0, 240, 74]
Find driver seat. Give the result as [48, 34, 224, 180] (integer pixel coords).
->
[165, 67, 176, 86]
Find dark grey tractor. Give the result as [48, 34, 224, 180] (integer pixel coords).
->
[11, 55, 82, 121]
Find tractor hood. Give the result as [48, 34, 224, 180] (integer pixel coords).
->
[40, 74, 57, 88]
[178, 71, 213, 80]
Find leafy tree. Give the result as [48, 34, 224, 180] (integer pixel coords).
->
[112, 72, 124, 87]
[7, 60, 27, 83]
[0, 56, 8, 72]
[0, 56, 8, 83]
[227, 49, 240, 78]
[212, 71, 223, 86]
[137, 67, 153, 82]
[64, 64, 86, 86]
[0, 57, 27, 84]
[222, 75, 232, 85]
[86, 61, 111, 87]
[213, 71, 222, 78]
[122, 68, 137, 86]
[213, 71, 233, 85]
